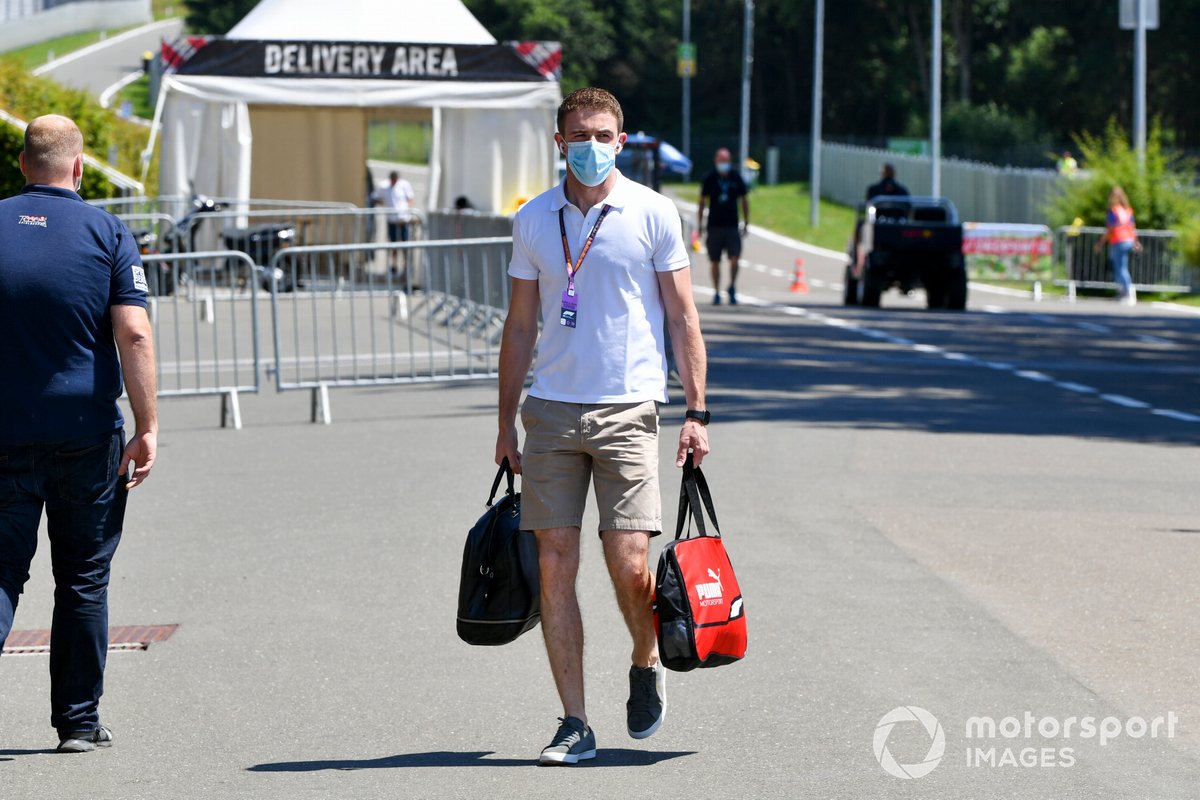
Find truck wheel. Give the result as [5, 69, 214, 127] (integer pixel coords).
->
[924, 273, 946, 309]
[859, 270, 883, 308]
[843, 265, 859, 306]
[946, 270, 968, 310]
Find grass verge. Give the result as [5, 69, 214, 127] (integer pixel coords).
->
[666, 181, 856, 253]
[0, 28, 134, 70]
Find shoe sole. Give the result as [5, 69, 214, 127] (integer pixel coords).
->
[57, 740, 111, 753]
[628, 667, 667, 740]
[539, 748, 597, 765]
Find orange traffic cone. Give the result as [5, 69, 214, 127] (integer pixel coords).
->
[790, 257, 809, 294]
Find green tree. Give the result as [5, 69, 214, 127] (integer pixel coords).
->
[183, 0, 258, 35]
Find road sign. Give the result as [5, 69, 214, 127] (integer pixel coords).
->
[677, 42, 696, 78]
[1120, 0, 1159, 30]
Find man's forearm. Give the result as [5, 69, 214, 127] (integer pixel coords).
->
[120, 331, 158, 433]
[498, 322, 536, 429]
[670, 314, 707, 410]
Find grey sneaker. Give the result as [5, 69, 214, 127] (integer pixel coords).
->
[57, 725, 113, 753]
[539, 716, 596, 765]
[627, 662, 666, 739]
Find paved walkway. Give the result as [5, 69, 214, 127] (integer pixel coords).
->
[2, 227, 1198, 798]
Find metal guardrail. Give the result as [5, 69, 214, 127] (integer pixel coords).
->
[268, 237, 512, 423]
[91, 195, 357, 216]
[140, 251, 262, 430]
[178, 208, 424, 262]
[1053, 226, 1196, 293]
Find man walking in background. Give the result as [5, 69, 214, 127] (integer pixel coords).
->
[370, 170, 416, 276]
[497, 87, 709, 765]
[0, 115, 157, 753]
[697, 147, 749, 305]
[866, 162, 909, 200]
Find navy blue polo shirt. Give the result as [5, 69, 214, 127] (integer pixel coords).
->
[0, 185, 148, 446]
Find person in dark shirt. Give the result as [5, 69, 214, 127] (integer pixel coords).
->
[866, 163, 910, 201]
[697, 148, 749, 305]
[0, 115, 158, 754]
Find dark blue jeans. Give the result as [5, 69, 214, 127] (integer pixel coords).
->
[0, 429, 126, 736]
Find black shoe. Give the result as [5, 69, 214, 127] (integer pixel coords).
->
[627, 663, 666, 739]
[539, 716, 597, 765]
[57, 725, 113, 753]
[727, 286, 738, 305]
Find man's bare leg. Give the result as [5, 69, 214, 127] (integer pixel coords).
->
[601, 530, 657, 667]
[536, 527, 587, 723]
[709, 259, 721, 298]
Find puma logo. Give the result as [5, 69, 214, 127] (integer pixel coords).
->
[695, 568, 724, 605]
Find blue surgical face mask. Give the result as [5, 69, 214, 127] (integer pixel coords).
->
[565, 140, 617, 187]
[716, 161, 732, 174]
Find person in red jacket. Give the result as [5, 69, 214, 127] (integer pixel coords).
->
[1102, 186, 1141, 305]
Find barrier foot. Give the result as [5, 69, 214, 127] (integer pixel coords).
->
[390, 291, 409, 321]
[1033, 281, 1043, 302]
[1067, 281, 1077, 303]
[220, 390, 243, 431]
[198, 295, 214, 324]
[311, 383, 331, 425]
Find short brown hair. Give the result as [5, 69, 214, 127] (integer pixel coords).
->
[23, 114, 83, 177]
[557, 87, 623, 135]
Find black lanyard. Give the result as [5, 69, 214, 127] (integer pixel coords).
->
[558, 204, 612, 292]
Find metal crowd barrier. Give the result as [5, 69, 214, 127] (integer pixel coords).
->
[140, 251, 263, 430]
[178, 208, 424, 264]
[268, 237, 513, 423]
[1053, 226, 1196, 294]
[424, 209, 513, 240]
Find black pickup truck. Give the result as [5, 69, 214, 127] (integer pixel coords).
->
[844, 196, 967, 310]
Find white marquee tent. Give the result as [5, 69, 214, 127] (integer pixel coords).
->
[150, 0, 561, 212]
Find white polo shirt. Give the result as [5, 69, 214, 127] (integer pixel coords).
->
[508, 173, 691, 404]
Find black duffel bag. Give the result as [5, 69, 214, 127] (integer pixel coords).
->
[456, 459, 541, 645]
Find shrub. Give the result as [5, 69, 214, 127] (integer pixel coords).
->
[0, 58, 157, 199]
[1046, 119, 1200, 232]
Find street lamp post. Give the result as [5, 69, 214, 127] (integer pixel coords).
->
[1133, 0, 1147, 167]
[809, 0, 824, 227]
[682, 0, 691, 160]
[738, 0, 754, 180]
[931, 0, 942, 197]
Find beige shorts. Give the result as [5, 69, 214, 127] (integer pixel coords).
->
[519, 396, 662, 535]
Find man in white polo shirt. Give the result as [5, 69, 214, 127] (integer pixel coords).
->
[496, 87, 709, 766]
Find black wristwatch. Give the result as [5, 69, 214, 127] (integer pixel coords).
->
[685, 409, 711, 426]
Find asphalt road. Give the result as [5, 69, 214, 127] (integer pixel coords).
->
[1, 223, 1198, 798]
[36, 19, 183, 101]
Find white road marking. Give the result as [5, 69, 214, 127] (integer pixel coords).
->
[1075, 321, 1112, 334]
[706, 286, 1197, 426]
[1135, 334, 1174, 346]
[1099, 394, 1151, 409]
[33, 19, 180, 75]
[1151, 301, 1200, 316]
[982, 305, 1007, 314]
[1055, 382, 1097, 394]
[1152, 409, 1200, 423]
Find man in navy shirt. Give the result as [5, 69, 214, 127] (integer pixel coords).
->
[696, 148, 749, 306]
[0, 115, 157, 753]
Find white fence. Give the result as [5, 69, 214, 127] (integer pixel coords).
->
[0, 0, 150, 52]
[820, 142, 1062, 224]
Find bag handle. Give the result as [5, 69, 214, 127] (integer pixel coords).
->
[674, 452, 721, 539]
[488, 458, 516, 507]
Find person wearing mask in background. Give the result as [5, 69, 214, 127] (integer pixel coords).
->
[0, 115, 157, 753]
[697, 148, 749, 305]
[497, 87, 709, 766]
[1100, 186, 1141, 305]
